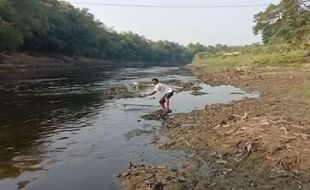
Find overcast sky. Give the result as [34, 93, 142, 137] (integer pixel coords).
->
[65, 0, 280, 46]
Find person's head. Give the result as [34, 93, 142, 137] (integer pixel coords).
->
[152, 78, 159, 85]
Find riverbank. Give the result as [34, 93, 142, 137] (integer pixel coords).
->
[121, 62, 310, 189]
[0, 53, 184, 80]
[0, 53, 115, 80]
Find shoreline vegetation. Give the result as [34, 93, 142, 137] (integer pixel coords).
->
[194, 45, 309, 69]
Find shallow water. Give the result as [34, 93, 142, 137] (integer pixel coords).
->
[0, 67, 258, 190]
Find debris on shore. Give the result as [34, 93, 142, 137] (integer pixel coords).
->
[120, 163, 189, 190]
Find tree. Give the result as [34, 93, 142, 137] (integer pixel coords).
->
[0, 18, 22, 51]
[253, 0, 310, 44]
[187, 43, 207, 55]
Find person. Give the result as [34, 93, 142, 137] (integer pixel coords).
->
[142, 78, 174, 113]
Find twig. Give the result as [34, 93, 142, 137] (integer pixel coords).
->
[185, 140, 192, 148]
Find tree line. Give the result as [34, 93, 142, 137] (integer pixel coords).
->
[0, 0, 216, 65]
[0, 0, 246, 65]
[1, 0, 307, 65]
[0, 0, 184, 64]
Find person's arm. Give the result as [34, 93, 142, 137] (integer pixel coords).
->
[143, 83, 158, 96]
[144, 91, 156, 96]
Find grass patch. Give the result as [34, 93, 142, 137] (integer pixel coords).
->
[193, 50, 308, 69]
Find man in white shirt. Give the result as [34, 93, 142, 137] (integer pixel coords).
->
[143, 78, 174, 113]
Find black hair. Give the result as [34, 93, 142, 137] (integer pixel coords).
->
[152, 78, 159, 82]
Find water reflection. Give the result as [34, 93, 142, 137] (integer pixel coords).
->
[0, 84, 107, 179]
[0, 67, 186, 182]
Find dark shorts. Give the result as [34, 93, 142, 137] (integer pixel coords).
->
[159, 91, 174, 104]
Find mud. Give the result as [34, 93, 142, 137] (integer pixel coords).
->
[157, 101, 310, 189]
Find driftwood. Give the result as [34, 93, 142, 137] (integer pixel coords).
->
[232, 112, 248, 121]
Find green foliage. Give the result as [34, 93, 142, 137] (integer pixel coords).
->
[193, 43, 308, 69]
[187, 43, 208, 55]
[0, 0, 194, 64]
[253, 0, 310, 45]
[0, 18, 23, 51]
[187, 43, 242, 55]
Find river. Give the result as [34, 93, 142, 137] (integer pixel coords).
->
[0, 67, 258, 190]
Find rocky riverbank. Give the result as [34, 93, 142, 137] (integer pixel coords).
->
[121, 63, 310, 189]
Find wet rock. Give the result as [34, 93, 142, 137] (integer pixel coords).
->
[125, 129, 153, 140]
[190, 91, 208, 96]
[17, 180, 30, 190]
[174, 82, 203, 93]
[142, 110, 167, 120]
[230, 92, 246, 95]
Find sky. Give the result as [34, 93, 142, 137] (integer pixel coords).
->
[65, 0, 280, 46]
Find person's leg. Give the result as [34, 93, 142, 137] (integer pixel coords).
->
[164, 97, 169, 112]
[164, 92, 173, 113]
[159, 96, 166, 112]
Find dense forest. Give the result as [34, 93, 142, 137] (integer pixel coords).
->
[0, 0, 185, 64]
[0, 0, 234, 65]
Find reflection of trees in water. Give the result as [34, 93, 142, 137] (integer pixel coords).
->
[0, 67, 185, 179]
[0, 92, 105, 179]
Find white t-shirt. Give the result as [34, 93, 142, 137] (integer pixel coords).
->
[154, 83, 173, 95]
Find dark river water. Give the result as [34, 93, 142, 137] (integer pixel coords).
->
[0, 67, 258, 190]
